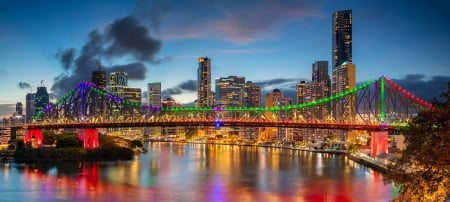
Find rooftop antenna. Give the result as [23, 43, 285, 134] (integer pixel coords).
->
[40, 79, 44, 87]
[97, 56, 102, 71]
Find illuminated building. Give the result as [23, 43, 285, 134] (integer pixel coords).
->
[332, 62, 356, 141]
[26, 93, 35, 123]
[91, 64, 107, 89]
[264, 89, 293, 142]
[161, 98, 183, 138]
[243, 81, 261, 107]
[215, 76, 245, 107]
[146, 82, 162, 137]
[197, 57, 212, 107]
[332, 61, 356, 121]
[332, 10, 352, 69]
[109, 71, 128, 97]
[16, 102, 23, 116]
[147, 82, 161, 107]
[34, 86, 49, 122]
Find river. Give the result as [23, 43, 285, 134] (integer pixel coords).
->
[0, 142, 398, 201]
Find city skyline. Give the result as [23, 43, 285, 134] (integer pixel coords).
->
[1, 0, 449, 117]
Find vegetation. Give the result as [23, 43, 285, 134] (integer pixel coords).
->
[384, 87, 450, 201]
[13, 133, 136, 163]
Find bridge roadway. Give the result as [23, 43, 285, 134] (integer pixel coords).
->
[2, 119, 400, 131]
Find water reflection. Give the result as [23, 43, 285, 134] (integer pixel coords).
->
[0, 142, 397, 201]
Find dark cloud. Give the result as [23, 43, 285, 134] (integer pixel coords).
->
[108, 63, 148, 80]
[17, 82, 31, 89]
[254, 78, 307, 90]
[55, 48, 76, 70]
[104, 16, 162, 62]
[161, 80, 197, 99]
[390, 74, 450, 102]
[52, 15, 162, 98]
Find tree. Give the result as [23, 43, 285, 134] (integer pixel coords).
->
[384, 87, 450, 201]
[130, 140, 143, 148]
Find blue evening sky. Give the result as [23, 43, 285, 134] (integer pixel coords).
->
[0, 0, 449, 116]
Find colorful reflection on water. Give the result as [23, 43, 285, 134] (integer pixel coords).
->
[0, 142, 398, 201]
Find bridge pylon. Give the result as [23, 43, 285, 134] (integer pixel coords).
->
[78, 128, 99, 149]
[24, 129, 43, 148]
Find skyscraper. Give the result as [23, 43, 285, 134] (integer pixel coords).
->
[16, 102, 23, 116]
[332, 61, 356, 121]
[91, 63, 106, 89]
[34, 86, 49, 121]
[215, 76, 245, 107]
[332, 10, 352, 69]
[26, 93, 35, 123]
[146, 82, 162, 137]
[197, 57, 212, 107]
[147, 82, 161, 107]
[243, 81, 261, 107]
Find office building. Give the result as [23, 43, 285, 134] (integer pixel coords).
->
[332, 10, 352, 69]
[215, 76, 245, 107]
[16, 102, 23, 116]
[147, 82, 162, 107]
[243, 81, 261, 107]
[197, 57, 212, 107]
[146, 82, 162, 137]
[264, 89, 293, 142]
[34, 86, 49, 122]
[91, 63, 107, 89]
[26, 93, 35, 123]
[109, 72, 128, 97]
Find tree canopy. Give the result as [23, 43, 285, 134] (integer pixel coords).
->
[385, 86, 450, 201]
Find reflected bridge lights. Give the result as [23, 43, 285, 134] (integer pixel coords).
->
[214, 119, 223, 129]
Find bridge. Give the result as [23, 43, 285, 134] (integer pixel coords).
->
[1, 75, 434, 155]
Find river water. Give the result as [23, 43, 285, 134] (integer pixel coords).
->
[0, 142, 398, 201]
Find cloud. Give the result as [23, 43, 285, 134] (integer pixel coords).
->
[55, 48, 76, 70]
[103, 16, 162, 62]
[161, 80, 197, 99]
[390, 74, 450, 102]
[0, 103, 15, 117]
[17, 82, 31, 89]
[108, 63, 148, 80]
[52, 15, 162, 98]
[254, 78, 307, 90]
[162, 0, 322, 43]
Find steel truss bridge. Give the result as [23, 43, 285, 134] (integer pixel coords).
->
[1, 75, 434, 152]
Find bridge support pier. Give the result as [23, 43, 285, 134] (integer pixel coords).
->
[24, 129, 43, 148]
[371, 131, 388, 157]
[77, 128, 99, 149]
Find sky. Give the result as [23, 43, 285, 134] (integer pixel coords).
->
[0, 0, 449, 117]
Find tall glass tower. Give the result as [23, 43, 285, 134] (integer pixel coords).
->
[332, 10, 352, 69]
[91, 64, 106, 89]
[197, 57, 212, 107]
[34, 86, 49, 121]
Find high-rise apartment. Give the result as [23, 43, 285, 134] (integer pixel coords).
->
[34, 86, 49, 121]
[332, 10, 352, 69]
[243, 81, 261, 107]
[197, 57, 212, 107]
[332, 62, 356, 121]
